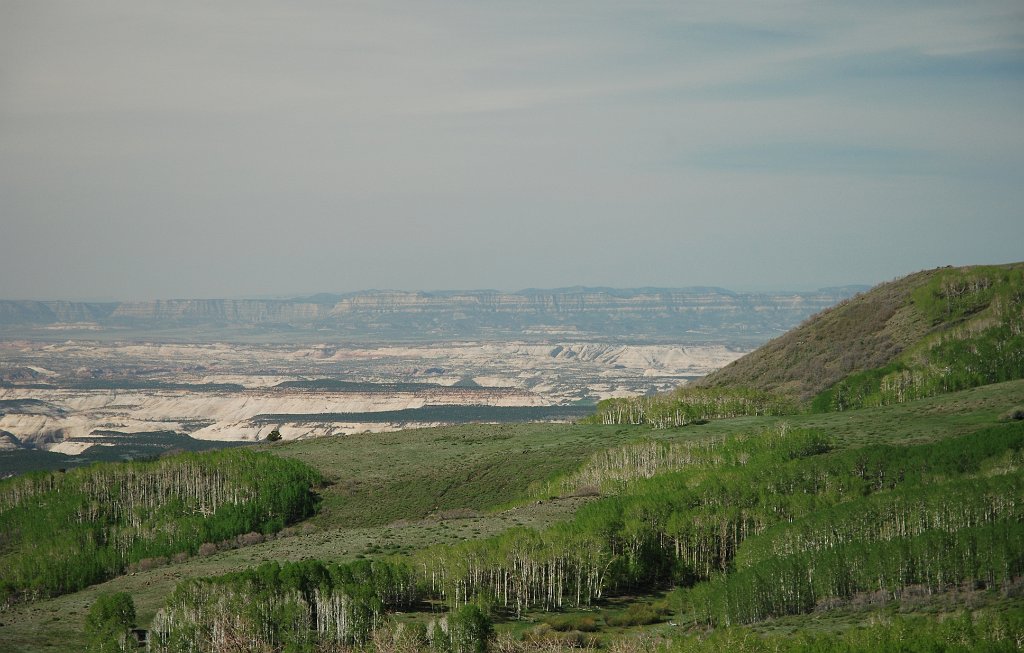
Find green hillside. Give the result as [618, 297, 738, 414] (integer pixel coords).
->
[590, 262, 1023, 427]
[696, 269, 936, 402]
[702, 262, 1024, 408]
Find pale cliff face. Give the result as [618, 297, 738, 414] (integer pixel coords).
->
[0, 340, 744, 450]
[0, 385, 545, 445]
[324, 289, 841, 316]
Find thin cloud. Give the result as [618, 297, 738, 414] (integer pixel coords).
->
[690, 143, 942, 177]
[1, 1, 1022, 299]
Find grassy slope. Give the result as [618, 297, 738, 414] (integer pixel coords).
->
[697, 262, 1023, 403]
[267, 423, 654, 529]
[0, 423, 640, 652]
[3, 380, 1022, 652]
[695, 269, 933, 402]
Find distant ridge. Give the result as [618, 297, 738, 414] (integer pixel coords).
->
[0, 286, 865, 344]
[697, 262, 1024, 404]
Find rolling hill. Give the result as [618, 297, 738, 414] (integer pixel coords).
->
[704, 262, 1024, 411]
[701, 262, 1024, 405]
[695, 268, 938, 401]
[594, 262, 1024, 426]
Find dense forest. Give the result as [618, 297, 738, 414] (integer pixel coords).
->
[0, 449, 321, 606]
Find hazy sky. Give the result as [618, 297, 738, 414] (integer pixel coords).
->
[2, 1, 1022, 300]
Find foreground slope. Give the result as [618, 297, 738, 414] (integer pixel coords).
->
[3, 380, 1023, 652]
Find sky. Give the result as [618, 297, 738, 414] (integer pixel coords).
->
[1, 1, 1022, 300]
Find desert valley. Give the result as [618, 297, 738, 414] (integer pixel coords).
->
[0, 287, 853, 471]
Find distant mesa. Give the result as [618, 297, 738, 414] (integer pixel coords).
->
[0, 286, 867, 344]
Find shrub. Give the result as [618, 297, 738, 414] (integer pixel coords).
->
[197, 542, 218, 557]
[137, 557, 167, 572]
[448, 604, 494, 653]
[545, 613, 600, 632]
[237, 531, 265, 547]
[85, 592, 135, 653]
[605, 603, 662, 628]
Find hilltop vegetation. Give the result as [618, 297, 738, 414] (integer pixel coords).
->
[712, 262, 1024, 409]
[593, 263, 1024, 426]
[697, 268, 939, 402]
[812, 264, 1024, 412]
